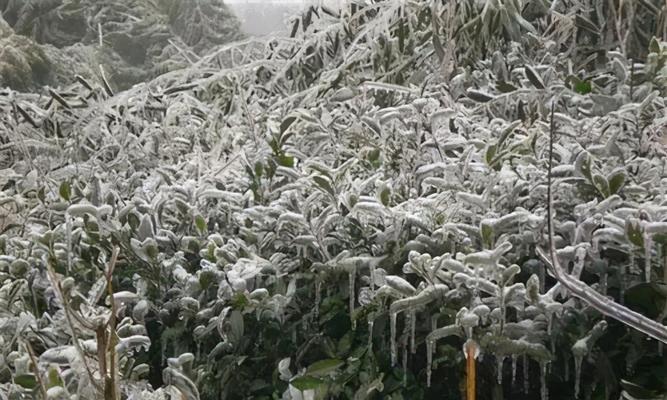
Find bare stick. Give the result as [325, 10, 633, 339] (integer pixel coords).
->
[45, 260, 103, 393]
[24, 340, 48, 399]
[104, 246, 120, 400]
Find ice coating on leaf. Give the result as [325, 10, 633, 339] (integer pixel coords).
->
[39, 346, 77, 365]
[116, 335, 151, 355]
[278, 357, 292, 381]
[572, 321, 607, 398]
[462, 338, 481, 360]
[480, 335, 552, 361]
[463, 241, 513, 268]
[163, 366, 199, 400]
[384, 275, 416, 295]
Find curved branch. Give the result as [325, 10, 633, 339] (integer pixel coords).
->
[539, 101, 667, 344]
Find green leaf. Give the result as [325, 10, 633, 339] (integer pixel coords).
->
[575, 15, 599, 35]
[47, 367, 63, 388]
[649, 36, 661, 54]
[592, 174, 610, 198]
[432, 17, 445, 62]
[278, 154, 295, 168]
[379, 187, 390, 206]
[432, 33, 444, 62]
[653, 233, 667, 246]
[498, 121, 520, 148]
[306, 358, 344, 377]
[127, 212, 140, 231]
[254, 161, 264, 178]
[608, 170, 626, 194]
[313, 176, 335, 198]
[625, 219, 644, 248]
[229, 310, 244, 345]
[485, 144, 497, 166]
[194, 214, 207, 234]
[291, 376, 324, 391]
[624, 283, 667, 319]
[361, 116, 382, 137]
[466, 89, 495, 102]
[14, 373, 37, 389]
[367, 148, 381, 168]
[336, 332, 353, 356]
[573, 79, 592, 94]
[481, 221, 494, 249]
[37, 186, 46, 203]
[280, 116, 297, 134]
[495, 81, 517, 93]
[524, 65, 545, 89]
[59, 181, 71, 201]
[574, 151, 593, 181]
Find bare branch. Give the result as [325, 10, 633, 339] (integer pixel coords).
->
[539, 101, 667, 344]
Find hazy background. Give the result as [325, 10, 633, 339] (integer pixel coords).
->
[225, 0, 345, 36]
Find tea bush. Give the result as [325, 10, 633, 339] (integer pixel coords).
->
[0, 1, 667, 399]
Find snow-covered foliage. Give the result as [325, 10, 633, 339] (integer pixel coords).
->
[1, 0, 667, 399]
[0, 0, 243, 91]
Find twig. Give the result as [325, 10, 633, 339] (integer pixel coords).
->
[99, 65, 114, 97]
[538, 100, 667, 344]
[45, 259, 103, 393]
[24, 340, 48, 399]
[104, 246, 120, 400]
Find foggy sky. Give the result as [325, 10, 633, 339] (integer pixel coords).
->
[226, 0, 344, 36]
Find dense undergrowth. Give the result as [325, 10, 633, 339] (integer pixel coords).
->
[1, 0, 667, 399]
[0, 0, 243, 91]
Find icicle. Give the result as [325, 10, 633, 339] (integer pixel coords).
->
[574, 354, 583, 398]
[431, 314, 438, 331]
[523, 355, 529, 394]
[644, 234, 652, 282]
[499, 293, 507, 334]
[511, 355, 518, 385]
[564, 353, 569, 382]
[349, 269, 356, 330]
[497, 355, 504, 384]
[426, 339, 434, 387]
[409, 310, 416, 354]
[540, 362, 549, 400]
[547, 312, 554, 336]
[367, 318, 374, 353]
[402, 339, 408, 387]
[390, 311, 398, 366]
[66, 212, 72, 274]
[620, 255, 630, 305]
[369, 259, 376, 293]
[473, 265, 481, 300]
[314, 280, 321, 319]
